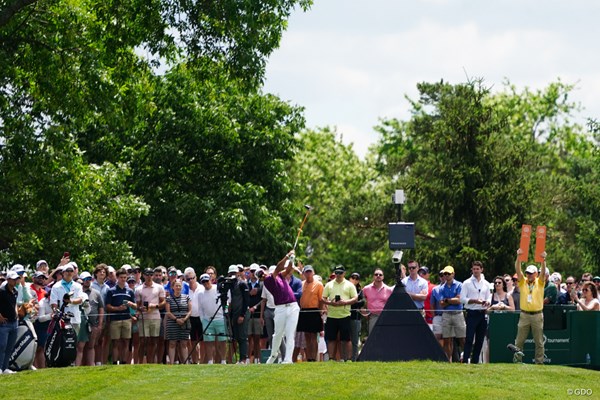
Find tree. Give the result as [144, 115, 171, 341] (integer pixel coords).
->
[288, 127, 390, 278]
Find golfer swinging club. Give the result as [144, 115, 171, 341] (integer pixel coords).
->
[264, 250, 300, 364]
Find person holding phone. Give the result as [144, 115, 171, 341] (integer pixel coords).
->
[322, 265, 358, 362]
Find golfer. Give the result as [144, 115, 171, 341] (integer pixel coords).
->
[263, 250, 300, 364]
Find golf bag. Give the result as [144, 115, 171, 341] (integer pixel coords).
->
[8, 319, 38, 371]
[45, 294, 77, 368]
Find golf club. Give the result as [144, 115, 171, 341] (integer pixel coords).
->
[292, 204, 313, 251]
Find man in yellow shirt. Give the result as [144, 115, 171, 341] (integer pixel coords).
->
[514, 248, 547, 364]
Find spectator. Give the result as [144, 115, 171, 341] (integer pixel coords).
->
[33, 289, 52, 369]
[264, 251, 301, 364]
[401, 261, 429, 312]
[514, 249, 547, 364]
[205, 266, 218, 284]
[136, 268, 166, 364]
[50, 264, 87, 336]
[184, 267, 203, 364]
[227, 265, 250, 364]
[126, 275, 141, 364]
[80, 271, 104, 366]
[593, 277, 600, 299]
[322, 265, 358, 362]
[489, 276, 515, 311]
[543, 269, 558, 305]
[30, 271, 48, 302]
[91, 263, 109, 366]
[0, 271, 20, 374]
[297, 265, 324, 362]
[510, 274, 521, 311]
[557, 276, 576, 305]
[362, 268, 393, 333]
[437, 266, 465, 363]
[105, 268, 137, 365]
[418, 266, 436, 327]
[570, 282, 600, 311]
[430, 270, 447, 348]
[348, 272, 364, 362]
[165, 280, 191, 364]
[246, 265, 263, 363]
[197, 273, 228, 364]
[106, 266, 117, 288]
[461, 261, 491, 364]
[164, 266, 190, 297]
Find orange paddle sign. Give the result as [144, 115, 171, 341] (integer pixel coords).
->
[534, 226, 547, 262]
[518, 224, 532, 262]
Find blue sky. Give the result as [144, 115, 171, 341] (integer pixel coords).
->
[264, 0, 600, 157]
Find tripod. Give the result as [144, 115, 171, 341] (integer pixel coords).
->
[185, 291, 232, 364]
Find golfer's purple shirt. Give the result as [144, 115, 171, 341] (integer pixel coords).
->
[264, 273, 296, 305]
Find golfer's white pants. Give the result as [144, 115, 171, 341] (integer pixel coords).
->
[270, 302, 300, 363]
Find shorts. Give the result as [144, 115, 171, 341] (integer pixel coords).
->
[190, 316, 203, 341]
[297, 308, 323, 333]
[432, 315, 443, 336]
[247, 317, 262, 336]
[442, 311, 466, 339]
[110, 319, 132, 340]
[140, 319, 161, 337]
[325, 316, 351, 342]
[202, 318, 227, 342]
[34, 320, 50, 347]
[78, 318, 90, 343]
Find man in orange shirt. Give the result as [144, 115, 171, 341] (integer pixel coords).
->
[297, 265, 324, 362]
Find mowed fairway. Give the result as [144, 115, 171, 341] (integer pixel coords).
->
[1, 361, 598, 399]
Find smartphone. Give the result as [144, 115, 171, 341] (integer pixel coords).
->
[335, 295, 341, 302]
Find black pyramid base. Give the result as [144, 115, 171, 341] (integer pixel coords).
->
[357, 283, 448, 362]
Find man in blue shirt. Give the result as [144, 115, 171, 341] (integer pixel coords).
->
[105, 268, 137, 364]
[438, 266, 465, 362]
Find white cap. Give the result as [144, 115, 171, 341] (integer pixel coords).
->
[525, 265, 538, 274]
[10, 264, 25, 273]
[80, 271, 92, 279]
[228, 265, 239, 274]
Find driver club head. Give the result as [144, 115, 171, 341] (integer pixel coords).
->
[304, 204, 313, 211]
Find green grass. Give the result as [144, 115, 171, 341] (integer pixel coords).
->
[1, 362, 598, 399]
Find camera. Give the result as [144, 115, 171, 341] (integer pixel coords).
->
[217, 275, 236, 294]
[392, 250, 403, 264]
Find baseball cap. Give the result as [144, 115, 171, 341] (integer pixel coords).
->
[10, 264, 25, 273]
[525, 265, 538, 274]
[80, 271, 92, 280]
[268, 265, 277, 274]
[333, 265, 346, 273]
[249, 263, 259, 271]
[303, 265, 314, 273]
[63, 264, 75, 272]
[199, 273, 210, 283]
[441, 266, 454, 274]
[7, 271, 20, 280]
[350, 272, 360, 279]
[36, 260, 48, 269]
[33, 271, 48, 280]
[228, 265, 239, 274]
[592, 276, 600, 282]
[418, 266, 430, 275]
[122, 264, 132, 272]
[143, 268, 154, 275]
[127, 275, 136, 283]
[168, 266, 177, 275]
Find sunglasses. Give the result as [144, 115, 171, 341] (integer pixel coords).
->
[566, 282, 575, 285]
[495, 282, 503, 285]
[504, 279, 511, 283]
[186, 277, 195, 281]
[374, 273, 383, 276]
[442, 272, 451, 276]
[83, 277, 93, 281]
[582, 288, 589, 292]
[408, 266, 417, 270]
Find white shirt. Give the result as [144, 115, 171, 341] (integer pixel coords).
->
[461, 275, 492, 310]
[197, 285, 228, 321]
[261, 285, 276, 309]
[50, 280, 87, 324]
[188, 284, 204, 317]
[401, 275, 428, 308]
